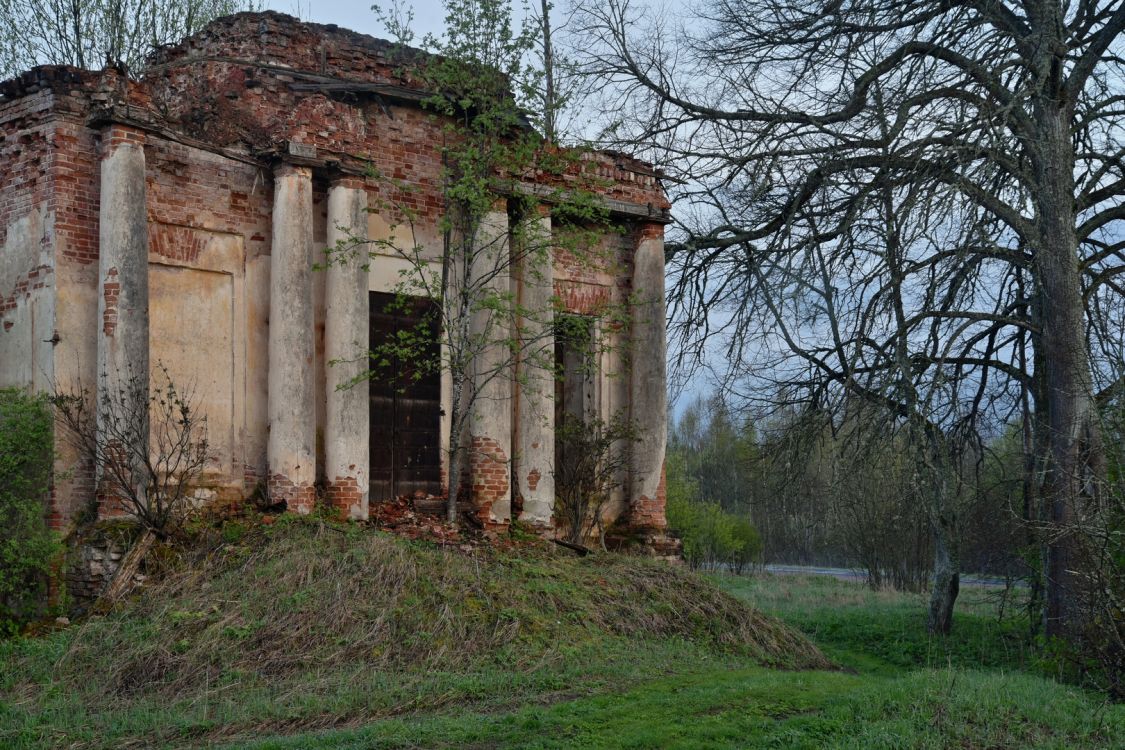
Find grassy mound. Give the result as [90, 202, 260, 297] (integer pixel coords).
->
[0, 518, 828, 748]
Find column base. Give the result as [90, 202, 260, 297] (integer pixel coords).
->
[268, 475, 316, 514]
[469, 434, 511, 526]
[326, 476, 368, 521]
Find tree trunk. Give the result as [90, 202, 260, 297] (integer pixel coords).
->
[446, 394, 466, 524]
[1033, 101, 1101, 639]
[100, 529, 155, 605]
[539, 0, 556, 143]
[446, 448, 463, 525]
[927, 518, 960, 635]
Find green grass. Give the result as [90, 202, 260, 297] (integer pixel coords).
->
[235, 572, 1122, 750]
[1, 521, 1121, 749]
[239, 667, 1118, 750]
[715, 573, 1040, 675]
[0, 519, 824, 748]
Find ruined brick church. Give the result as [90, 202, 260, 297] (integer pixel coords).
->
[0, 12, 670, 545]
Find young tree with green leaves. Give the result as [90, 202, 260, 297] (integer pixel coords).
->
[336, 0, 617, 526]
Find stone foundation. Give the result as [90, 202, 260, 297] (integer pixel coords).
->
[64, 523, 148, 612]
[267, 474, 316, 514]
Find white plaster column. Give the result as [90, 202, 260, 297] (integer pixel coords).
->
[96, 124, 149, 518]
[468, 206, 513, 525]
[628, 222, 668, 529]
[324, 178, 370, 520]
[268, 164, 316, 513]
[515, 210, 555, 527]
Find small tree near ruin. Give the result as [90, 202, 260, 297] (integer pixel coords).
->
[554, 410, 638, 547]
[52, 362, 209, 537]
[328, 0, 620, 525]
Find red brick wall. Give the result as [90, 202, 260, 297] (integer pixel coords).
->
[627, 464, 668, 531]
[0, 88, 55, 325]
[142, 12, 666, 229]
[142, 14, 452, 229]
[268, 474, 317, 515]
[553, 226, 634, 316]
[466, 434, 510, 526]
[325, 476, 364, 518]
[145, 141, 272, 258]
[53, 119, 100, 267]
[576, 151, 670, 211]
[0, 90, 52, 220]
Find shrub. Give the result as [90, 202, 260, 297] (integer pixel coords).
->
[0, 388, 60, 634]
[553, 410, 638, 547]
[52, 362, 209, 536]
[730, 516, 763, 574]
[668, 495, 761, 572]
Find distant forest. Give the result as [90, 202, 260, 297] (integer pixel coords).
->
[667, 393, 1036, 590]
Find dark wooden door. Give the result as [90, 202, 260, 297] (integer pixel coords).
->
[369, 292, 442, 502]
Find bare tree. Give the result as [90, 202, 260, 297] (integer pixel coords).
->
[574, 0, 1125, 640]
[554, 410, 638, 547]
[53, 362, 209, 536]
[0, 0, 255, 78]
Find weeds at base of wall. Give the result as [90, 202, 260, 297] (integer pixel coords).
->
[0, 388, 64, 635]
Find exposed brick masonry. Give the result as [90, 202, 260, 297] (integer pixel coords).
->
[267, 474, 316, 515]
[101, 267, 119, 335]
[326, 476, 364, 518]
[468, 435, 510, 526]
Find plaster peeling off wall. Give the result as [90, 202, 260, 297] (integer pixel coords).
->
[0, 206, 55, 390]
[149, 264, 234, 475]
[148, 225, 245, 483]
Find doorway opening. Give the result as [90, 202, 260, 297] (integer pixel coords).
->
[369, 292, 442, 502]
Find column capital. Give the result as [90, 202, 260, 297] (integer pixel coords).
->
[99, 124, 146, 158]
[635, 220, 665, 242]
[273, 162, 313, 180]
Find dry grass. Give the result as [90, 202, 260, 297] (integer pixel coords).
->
[65, 520, 829, 697]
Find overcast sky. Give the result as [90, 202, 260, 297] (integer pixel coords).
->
[261, 1, 473, 44]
